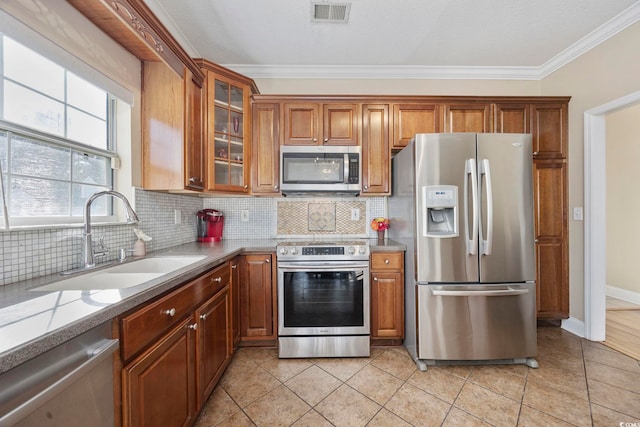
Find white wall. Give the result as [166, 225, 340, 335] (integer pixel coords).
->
[541, 21, 640, 320]
[606, 103, 640, 295]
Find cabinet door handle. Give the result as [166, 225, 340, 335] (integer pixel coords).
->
[189, 177, 199, 182]
[211, 276, 222, 283]
[313, 138, 317, 142]
[323, 138, 329, 143]
[200, 314, 207, 320]
[163, 308, 176, 317]
[364, 185, 368, 190]
[244, 185, 248, 190]
[265, 258, 270, 263]
[385, 259, 390, 264]
[231, 264, 238, 269]
[274, 185, 279, 190]
[187, 323, 198, 330]
[533, 151, 539, 156]
[373, 277, 378, 281]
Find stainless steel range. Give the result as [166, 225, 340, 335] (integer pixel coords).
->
[277, 240, 370, 358]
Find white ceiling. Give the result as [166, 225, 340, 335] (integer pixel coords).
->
[146, 0, 640, 79]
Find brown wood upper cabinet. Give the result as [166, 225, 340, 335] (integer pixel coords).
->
[531, 103, 567, 159]
[493, 103, 530, 134]
[392, 104, 443, 149]
[362, 104, 390, 195]
[198, 60, 254, 193]
[142, 63, 204, 192]
[445, 102, 492, 133]
[283, 103, 359, 146]
[251, 103, 280, 195]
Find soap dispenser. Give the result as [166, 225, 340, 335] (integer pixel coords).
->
[133, 228, 152, 256]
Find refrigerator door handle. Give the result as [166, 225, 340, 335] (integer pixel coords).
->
[465, 158, 478, 255]
[432, 288, 528, 297]
[480, 159, 494, 255]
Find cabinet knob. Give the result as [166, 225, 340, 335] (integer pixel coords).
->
[189, 177, 199, 182]
[187, 323, 198, 330]
[385, 259, 390, 264]
[163, 308, 176, 317]
[373, 277, 378, 281]
[265, 258, 270, 263]
[313, 138, 317, 142]
[211, 276, 222, 283]
[364, 185, 368, 190]
[244, 185, 249, 190]
[533, 151, 539, 156]
[231, 264, 238, 269]
[323, 138, 329, 143]
[535, 239, 539, 243]
[274, 185, 279, 190]
[200, 314, 207, 320]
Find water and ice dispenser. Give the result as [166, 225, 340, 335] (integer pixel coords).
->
[422, 185, 458, 237]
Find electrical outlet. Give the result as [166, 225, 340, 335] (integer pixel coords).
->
[573, 207, 583, 221]
[174, 209, 182, 225]
[241, 210, 250, 222]
[350, 208, 360, 221]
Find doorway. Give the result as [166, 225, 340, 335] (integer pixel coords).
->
[584, 90, 640, 347]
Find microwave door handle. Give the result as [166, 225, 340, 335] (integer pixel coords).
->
[344, 154, 349, 183]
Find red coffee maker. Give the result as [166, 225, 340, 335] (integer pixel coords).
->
[196, 209, 224, 242]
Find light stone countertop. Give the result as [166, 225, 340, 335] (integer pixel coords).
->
[0, 238, 405, 374]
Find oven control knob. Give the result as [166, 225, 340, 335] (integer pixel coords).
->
[279, 247, 288, 255]
[358, 246, 366, 254]
[347, 246, 356, 255]
[291, 247, 299, 255]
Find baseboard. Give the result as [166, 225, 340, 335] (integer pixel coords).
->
[606, 285, 640, 305]
[561, 317, 586, 338]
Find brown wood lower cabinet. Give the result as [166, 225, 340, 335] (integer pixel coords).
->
[122, 317, 197, 427]
[370, 252, 404, 344]
[120, 262, 232, 427]
[239, 253, 276, 344]
[195, 286, 231, 408]
[230, 256, 241, 348]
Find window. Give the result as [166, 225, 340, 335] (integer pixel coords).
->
[0, 34, 117, 227]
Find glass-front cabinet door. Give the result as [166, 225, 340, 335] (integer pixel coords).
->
[205, 71, 250, 192]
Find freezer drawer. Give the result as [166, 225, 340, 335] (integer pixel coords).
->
[417, 283, 536, 361]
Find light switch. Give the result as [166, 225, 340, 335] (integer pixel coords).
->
[350, 208, 360, 221]
[573, 207, 583, 221]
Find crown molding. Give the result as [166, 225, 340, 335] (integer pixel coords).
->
[222, 64, 544, 80]
[538, 1, 640, 78]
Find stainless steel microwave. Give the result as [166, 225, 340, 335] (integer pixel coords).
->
[280, 145, 361, 195]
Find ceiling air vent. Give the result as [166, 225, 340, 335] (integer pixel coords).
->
[311, 2, 351, 23]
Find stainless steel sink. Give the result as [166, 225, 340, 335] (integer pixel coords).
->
[30, 256, 207, 291]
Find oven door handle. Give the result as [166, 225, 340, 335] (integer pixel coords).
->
[277, 262, 369, 271]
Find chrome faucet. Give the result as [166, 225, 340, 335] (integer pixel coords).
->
[82, 190, 139, 270]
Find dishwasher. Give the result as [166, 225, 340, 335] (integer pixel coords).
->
[0, 322, 118, 427]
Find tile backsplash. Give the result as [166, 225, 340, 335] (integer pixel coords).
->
[0, 190, 385, 286]
[277, 199, 369, 237]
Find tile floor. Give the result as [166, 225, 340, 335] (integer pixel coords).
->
[194, 327, 640, 426]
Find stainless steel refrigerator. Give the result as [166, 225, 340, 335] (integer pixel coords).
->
[388, 133, 537, 371]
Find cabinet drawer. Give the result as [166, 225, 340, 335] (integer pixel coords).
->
[121, 281, 199, 361]
[197, 262, 230, 301]
[371, 252, 403, 270]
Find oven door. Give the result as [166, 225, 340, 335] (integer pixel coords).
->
[277, 261, 370, 336]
